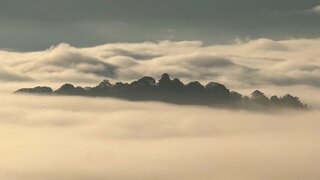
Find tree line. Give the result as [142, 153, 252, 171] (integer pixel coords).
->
[15, 73, 308, 110]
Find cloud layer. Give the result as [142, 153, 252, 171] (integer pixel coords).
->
[0, 94, 320, 180]
[0, 0, 319, 50]
[1, 38, 320, 90]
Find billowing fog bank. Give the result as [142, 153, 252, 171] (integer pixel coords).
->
[1, 93, 320, 180]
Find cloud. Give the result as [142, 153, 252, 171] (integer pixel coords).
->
[311, 5, 320, 13]
[1, 93, 320, 180]
[1, 0, 320, 50]
[0, 67, 33, 82]
[1, 38, 320, 89]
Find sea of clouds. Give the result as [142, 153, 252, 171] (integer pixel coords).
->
[1, 38, 320, 180]
[0, 94, 320, 180]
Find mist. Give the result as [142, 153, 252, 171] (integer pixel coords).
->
[1, 93, 320, 180]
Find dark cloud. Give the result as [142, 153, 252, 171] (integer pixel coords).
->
[44, 51, 118, 78]
[111, 48, 161, 60]
[185, 56, 234, 68]
[0, 0, 319, 50]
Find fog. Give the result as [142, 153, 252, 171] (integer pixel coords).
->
[1, 93, 320, 180]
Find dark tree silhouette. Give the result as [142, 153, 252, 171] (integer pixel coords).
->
[137, 76, 156, 86]
[90, 80, 113, 96]
[205, 82, 229, 95]
[55, 84, 87, 95]
[279, 94, 307, 109]
[14, 73, 308, 110]
[270, 95, 280, 105]
[205, 82, 230, 103]
[251, 90, 269, 105]
[230, 91, 243, 102]
[158, 73, 172, 89]
[171, 78, 185, 90]
[15, 86, 53, 94]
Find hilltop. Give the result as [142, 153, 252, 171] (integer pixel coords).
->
[15, 73, 308, 110]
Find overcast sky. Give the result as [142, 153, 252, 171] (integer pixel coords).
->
[0, 0, 319, 51]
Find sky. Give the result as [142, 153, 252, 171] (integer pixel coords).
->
[0, 0, 319, 51]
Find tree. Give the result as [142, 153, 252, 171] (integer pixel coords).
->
[280, 94, 306, 109]
[205, 82, 230, 98]
[270, 95, 280, 105]
[97, 80, 112, 88]
[230, 91, 242, 101]
[171, 78, 185, 90]
[186, 81, 205, 91]
[55, 83, 87, 95]
[15, 86, 53, 94]
[158, 73, 173, 89]
[251, 90, 269, 105]
[136, 76, 156, 87]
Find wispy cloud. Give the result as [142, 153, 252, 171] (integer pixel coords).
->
[311, 5, 320, 13]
